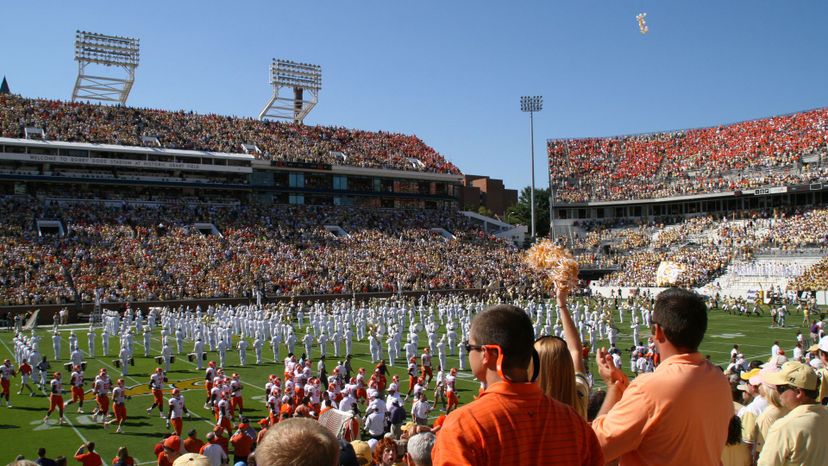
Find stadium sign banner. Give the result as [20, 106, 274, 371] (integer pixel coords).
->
[271, 160, 332, 171]
[751, 186, 788, 195]
[2, 153, 252, 173]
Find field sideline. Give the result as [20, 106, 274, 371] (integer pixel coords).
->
[0, 301, 823, 463]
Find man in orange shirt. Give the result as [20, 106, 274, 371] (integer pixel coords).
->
[230, 423, 254, 464]
[591, 288, 732, 465]
[183, 429, 205, 454]
[255, 418, 270, 446]
[211, 426, 229, 454]
[157, 436, 180, 466]
[17, 359, 35, 396]
[74, 442, 103, 466]
[431, 304, 603, 466]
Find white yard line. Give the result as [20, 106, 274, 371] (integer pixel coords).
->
[62, 415, 90, 444]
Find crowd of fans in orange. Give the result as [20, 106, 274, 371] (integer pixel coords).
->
[549, 108, 828, 202]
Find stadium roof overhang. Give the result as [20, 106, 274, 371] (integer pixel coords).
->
[0, 137, 254, 161]
[250, 159, 463, 183]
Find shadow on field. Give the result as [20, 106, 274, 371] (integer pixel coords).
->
[126, 431, 169, 438]
[73, 425, 97, 431]
[0, 424, 18, 429]
[10, 406, 42, 412]
[125, 421, 153, 427]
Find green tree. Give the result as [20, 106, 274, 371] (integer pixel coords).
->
[505, 186, 550, 239]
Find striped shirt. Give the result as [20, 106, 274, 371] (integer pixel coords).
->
[432, 381, 603, 466]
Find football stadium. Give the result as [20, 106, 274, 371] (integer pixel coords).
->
[1, 3, 827, 466]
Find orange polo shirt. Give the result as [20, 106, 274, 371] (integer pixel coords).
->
[230, 432, 253, 457]
[431, 381, 603, 466]
[183, 437, 204, 454]
[591, 352, 732, 465]
[75, 452, 103, 466]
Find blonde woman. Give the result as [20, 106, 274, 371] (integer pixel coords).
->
[752, 377, 789, 460]
[533, 286, 590, 419]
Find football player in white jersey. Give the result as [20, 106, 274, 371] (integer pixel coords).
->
[44, 372, 66, 424]
[0, 359, 15, 407]
[445, 368, 458, 412]
[216, 392, 233, 433]
[229, 373, 244, 419]
[64, 365, 85, 413]
[92, 368, 111, 423]
[147, 368, 166, 417]
[106, 379, 129, 433]
[204, 361, 217, 408]
[166, 388, 190, 436]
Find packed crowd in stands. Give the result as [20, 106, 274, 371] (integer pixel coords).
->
[0, 94, 460, 175]
[5, 190, 826, 305]
[790, 257, 828, 292]
[598, 247, 731, 288]
[570, 225, 652, 268]
[0, 196, 538, 306]
[549, 107, 828, 202]
[651, 216, 715, 249]
[574, 209, 828, 289]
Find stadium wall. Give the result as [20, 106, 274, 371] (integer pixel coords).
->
[553, 184, 828, 222]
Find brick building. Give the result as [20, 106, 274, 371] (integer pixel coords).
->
[460, 175, 518, 217]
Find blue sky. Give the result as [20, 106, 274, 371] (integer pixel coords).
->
[1, 1, 827, 190]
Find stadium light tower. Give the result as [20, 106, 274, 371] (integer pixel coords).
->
[520, 96, 542, 241]
[259, 59, 322, 124]
[72, 31, 140, 105]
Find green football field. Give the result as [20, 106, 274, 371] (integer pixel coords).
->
[0, 301, 824, 464]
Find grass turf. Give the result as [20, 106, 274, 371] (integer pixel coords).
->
[0, 302, 824, 463]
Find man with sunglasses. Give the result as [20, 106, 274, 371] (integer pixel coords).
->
[591, 288, 732, 465]
[431, 304, 603, 466]
[757, 361, 828, 465]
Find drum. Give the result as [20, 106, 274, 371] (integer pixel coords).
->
[187, 353, 196, 362]
[80, 361, 87, 371]
[170, 356, 176, 364]
[202, 353, 207, 361]
[64, 362, 73, 372]
[113, 359, 121, 368]
[129, 357, 135, 366]
[155, 356, 163, 365]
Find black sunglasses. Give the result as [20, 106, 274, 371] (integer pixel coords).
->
[776, 385, 797, 395]
[462, 341, 486, 353]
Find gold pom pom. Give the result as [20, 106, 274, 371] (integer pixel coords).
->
[524, 240, 579, 291]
